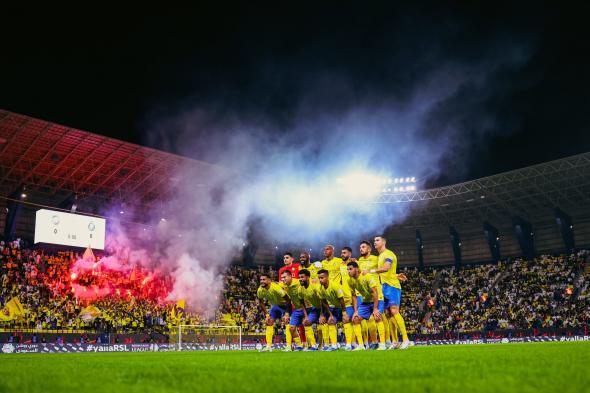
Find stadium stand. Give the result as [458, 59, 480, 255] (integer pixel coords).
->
[418, 251, 589, 338]
[1, 239, 588, 343]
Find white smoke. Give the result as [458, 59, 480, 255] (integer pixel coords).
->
[115, 43, 533, 313]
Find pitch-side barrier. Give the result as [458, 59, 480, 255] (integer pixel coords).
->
[1, 335, 589, 354]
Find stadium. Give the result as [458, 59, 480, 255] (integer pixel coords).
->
[1, 109, 589, 389]
[1, 4, 589, 393]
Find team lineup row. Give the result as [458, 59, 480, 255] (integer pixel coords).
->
[257, 236, 411, 351]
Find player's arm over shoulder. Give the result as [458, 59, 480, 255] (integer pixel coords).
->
[274, 283, 287, 295]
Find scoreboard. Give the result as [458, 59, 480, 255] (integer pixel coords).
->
[34, 209, 106, 250]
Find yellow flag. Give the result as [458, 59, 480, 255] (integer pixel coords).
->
[0, 297, 25, 321]
[79, 305, 102, 322]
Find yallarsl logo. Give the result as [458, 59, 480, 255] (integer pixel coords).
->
[86, 345, 129, 352]
[559, 336, 589, 342]
[2, 343, 15, 354]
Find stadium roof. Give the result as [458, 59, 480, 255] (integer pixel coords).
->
[2, 109, 589, 265]
[4, 108, 588, 224]
[0, 109, 225, 210]
[380, 151, 590, 228]
[381, 151, 590, 265]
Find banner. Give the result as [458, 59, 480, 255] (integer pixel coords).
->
[0, 343, 174, 354]
[0, 342, 257, 354]
[1, 336, 588, 354]
[413, 335, 590, 346]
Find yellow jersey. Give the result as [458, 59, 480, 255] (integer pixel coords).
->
[339, 259, 355, 304]
[348, 274, 383, 303]
[280, 279, 305, 309]
[339, 260, 350, 285]
[322, 257, 344, 284]
[299, 282, 323, 309]
[299, 263, 320, 280]
[319, 281, 351, 307]
[357, 255, 379, 282]
[339, 259, 354, 291]
[378, 248, 400, 289]
[257, 282, 288, 306]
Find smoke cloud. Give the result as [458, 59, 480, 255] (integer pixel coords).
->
[102, 15, 537, 313]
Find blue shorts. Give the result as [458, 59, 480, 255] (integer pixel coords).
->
[290, 309, 305, 326]
[345, 306, 355, 319]
[323, 306, 343, 322]
[358, 301, 385, 320]
[269, 304, 288, 321]
[306, 307, 320, 324]
[382, 284, 401, 307]
[290, 308, 319, 325]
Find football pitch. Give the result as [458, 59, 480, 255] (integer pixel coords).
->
[0, 342, 588, 393]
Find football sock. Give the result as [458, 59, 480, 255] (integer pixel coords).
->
[376, 321, 386, 345]
[304, 326, 316, 347]
[343, 323, 353, 346]
[393, 312, 408, 341]
[328, 324, 338, 345]
[353, 323, 364, 346]
[285, 324, 293, 347]
[265, 325, 274, 348]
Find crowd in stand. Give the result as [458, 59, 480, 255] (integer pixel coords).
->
[398, 267, 437, 335]
[422, 251, 589, 336]
[1, 239, 589, 342]
[217, 265, 277, 333]
[0, 239, 275, 337]
[0, 240, 178, 335]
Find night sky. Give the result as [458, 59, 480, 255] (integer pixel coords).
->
[2, 2, 590, 187]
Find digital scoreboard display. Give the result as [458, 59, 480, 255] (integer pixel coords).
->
[34, 209, 106, 250]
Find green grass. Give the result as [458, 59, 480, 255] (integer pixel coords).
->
[0, 342, 588, 393]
